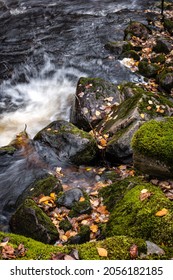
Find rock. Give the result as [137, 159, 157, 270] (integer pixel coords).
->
[96, 83, 173, 163]
[104, 41, 133, 55]
[10, 199, 58, 244]
[103, 177, 173, 246]
[119, 50, 140, 61]
[138, 61, 160, 78]
[70, 77, 122, 131]
[132, 117, 173, 178]
[150, 54, 166, 64]
[57, 188, 84, 208]
[34, 120, 98, 165]
[68, 225, 90, 244]
[124, 21, 150, 40]
[146, 241, 165, 256]
[153, 38, 173, 54]
[157, 69, 173, 94]
[59, 218, 72, 232]
[164, 18, 173, 35]
[16, 174, 63, 208]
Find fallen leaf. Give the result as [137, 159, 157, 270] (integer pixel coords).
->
[140, 113, 145, 119]
[130, 244, 138, 259]
[139, 189, 152, 201]
[95, 110, 101, 116]
[90, 224, 98, 233]
[50, 193, 56, 201]
[99, 138, 107, 147]
[38, 196, 52, 204]
[155, 208, 168, 217]
[97, 247, 108, 257]
[79, 197, 85, 202]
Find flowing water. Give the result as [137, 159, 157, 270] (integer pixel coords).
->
[0, 0, 159, 229]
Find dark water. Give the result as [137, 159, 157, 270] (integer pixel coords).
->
[0, 0, 160, 230]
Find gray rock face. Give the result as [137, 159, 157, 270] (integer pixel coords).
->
[34, 120, 98, 165]
[70, 77, 123, 131]
[57, 188, 84, 208]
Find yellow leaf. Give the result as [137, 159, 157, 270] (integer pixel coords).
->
[140, 113, 145, 119]
[79, 197, 85, 202]
[38, 196, 52, 204]
[99, 138, 107, 147]
[155, 208, 168, 217]
[90, 224, 98, 233]
[60, 235, 68, 242]
[50, 193, 56, 201]
[97, 247, 108, 257]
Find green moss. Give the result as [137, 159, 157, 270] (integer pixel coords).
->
[120, 50, 140, 61]
[138, 61, 160, 78]
[151, 54, 166, 64]
[131, 117, 173, 166]
[0, 231, 147, 260]
[0, 145, 17, 155]
[59, 219, 72, 231]
[104, 181, 173, 246]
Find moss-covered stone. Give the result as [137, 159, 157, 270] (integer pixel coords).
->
[104, 41, 133, 55]
[68, 225, 90, 244]
[138, 61, 160, 78]
[0, 145, 17, 155]
[131, 117, 173, 167]
[120, 50, 140, 61]
[124, 21, 150, 40]
[102, 179, 173, 246]
[0, 231, 148, 260]
[16, 174, 62, 207]
[164, 18, 173, 35]
[34, 120, 98, 165]
[157, 68, 173, 93]
[151, 54, 166, 64]
[10, 199, 58, 244]
[59, 219, 72, 232]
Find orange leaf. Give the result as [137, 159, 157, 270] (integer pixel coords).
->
[97, 205, 109, 215]
[155, 208, 168, 217]
[97, 247, 108, 257]
[90, 224, 98, 233]
[79, 197, 85, 202]
[50, 192, 56, 201]
[38, 196, 52, 204]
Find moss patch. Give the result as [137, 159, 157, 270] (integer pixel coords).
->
[131, 117, 173, 166]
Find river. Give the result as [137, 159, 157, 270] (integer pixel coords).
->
[0, 0, 161, 230]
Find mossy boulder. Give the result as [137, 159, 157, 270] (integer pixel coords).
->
[157, 69, 173, 94]
[164, 18, 173, 35]
[0, 145, 17, 155]
[131, 117, 173, 178]
[119, 50, 140, 61]
[16, 174, 62, 207]
[138, 61, 160, 78]
[151, 54, 166, 64]
[70, 77, 122, 131]
[124, 21, 150, 40]
[0, 231, 149, 260]
[10, 199, 58, 244]
[153, 38, 173, 54]
[104, 41, 133, 55]
[102, 178, 173, 246]
[68, 225, 90, 244]
[34, 120, 98, 165]
[96, 84, 173, 163]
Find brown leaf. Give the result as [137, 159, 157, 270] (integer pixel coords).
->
[97, 247, 108, 257]
[155, 208, 168, 217]
[15, 243, 27, 257]
[139, 189, 152, 201]
[97, 205, 109, 215]
[1, 244, 16, 259]
[130, 244, 138, 259]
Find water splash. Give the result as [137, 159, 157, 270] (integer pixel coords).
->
[0, 58, 85, 147]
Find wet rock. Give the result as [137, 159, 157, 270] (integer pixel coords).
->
[68, 225, 90, 244]
[146, 241, 165, 256]
[96, 83, 173, 163]
[70, 77, 122, 131]
[138, 61, 160, 78]
[164, 18, 173, 35]
[34, 120, 98, 165]
[57, 188, 84, 208]
[153, 38, 173, 54]
[104, 41, 133, 56]
[124, 21, 150, 40]
[132, 117, 173, 178]
[16, 174, 63, 207]
[10, 199, 58, 244]
[157, 69, 173, 94]
[119, 50, 140, 61]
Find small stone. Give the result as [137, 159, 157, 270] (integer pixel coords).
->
[146, 241, 165, 256]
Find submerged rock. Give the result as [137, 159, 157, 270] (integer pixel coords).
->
[34, 120, 98, 165]
[10, 199, 58, 244]
[57, 188, 84, 209]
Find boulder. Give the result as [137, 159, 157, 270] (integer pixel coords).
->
[70, 77, 122, 131]
[124, 21, 150, 40]
[57, 188, 84, 209]
[157, 69, 173, 94]
[101, 178, 173, 246]
[34, 120, 98, 165]
[10, 199, 58, 244]
[96, 83, 173, 163]
[164, 18, 173, 35]
[153, 38, 173, 54]
[138, 61, 160, 78]
[104, 41, 133, 55]
[131, 117, 173, 178]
